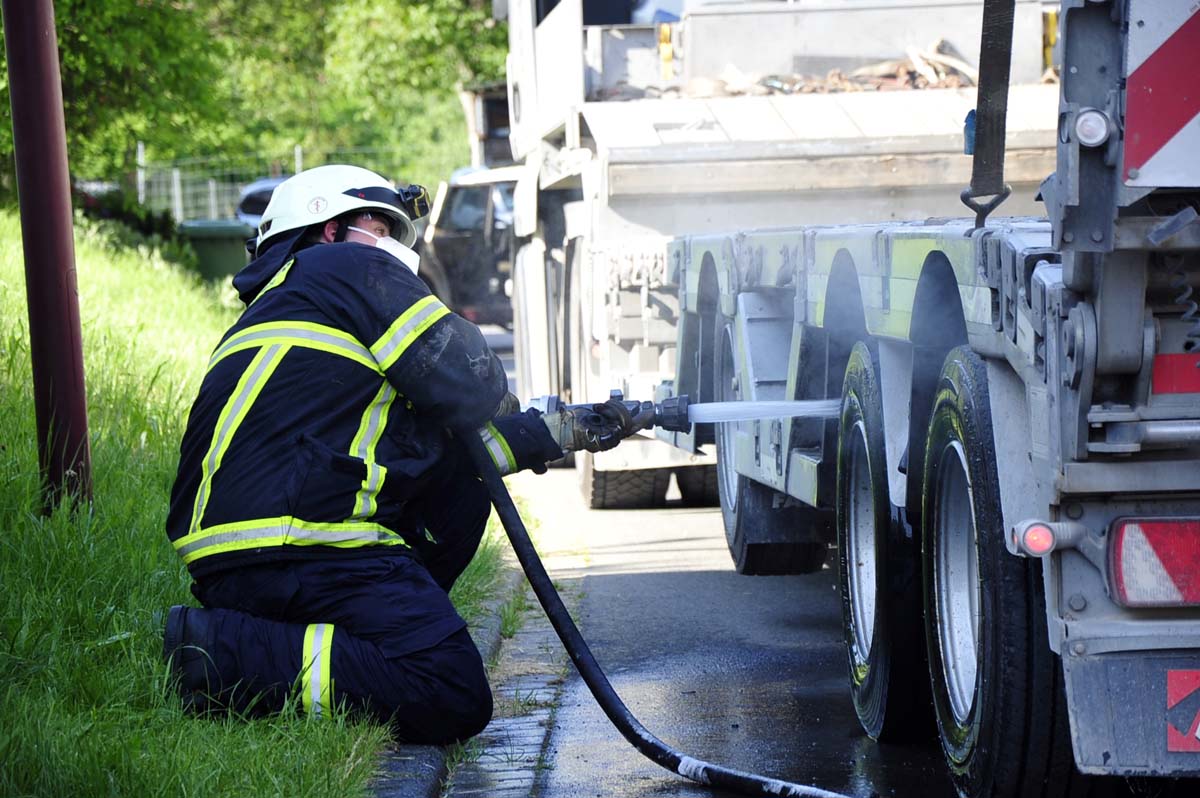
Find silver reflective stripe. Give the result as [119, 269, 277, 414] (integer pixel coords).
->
[350, 383, 397, 519]
[303, 623, 334, 717]
[191, 344, 287, 533]
[309, 624, 325, 714]
[479, 423, 515, 475]
[356, 463, 386, 518]
[372, 297, 447, 369]
[247, 258, 294, 308]
[210, 324, 377, 371]
[175, 522, 398, 559]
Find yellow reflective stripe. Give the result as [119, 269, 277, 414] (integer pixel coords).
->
[371, 295, 450, 371]
[189, 344, 289, 534]
[348, 382, 397, 520]
[301, 623, 335, 717]
[247, 258, 295, 308]
[173, 515, 410, 564]
[209, 321, 380, 373]
[479, 422, 516, 475]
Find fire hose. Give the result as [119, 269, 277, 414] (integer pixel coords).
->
[459, 393, 855, 798]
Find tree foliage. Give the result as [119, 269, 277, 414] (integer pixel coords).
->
[0, 1, 232, 180]
[0, 0, 507, 190]
[319, 0, 507, 186]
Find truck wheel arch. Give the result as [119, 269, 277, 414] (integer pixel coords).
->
[822, 250, 869, 388]
[903, 251, 969, 522]
[675, 254, 724, 447]
[696, 255, 721, 403]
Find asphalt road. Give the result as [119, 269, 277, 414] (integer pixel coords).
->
[506, 468, 957, 798]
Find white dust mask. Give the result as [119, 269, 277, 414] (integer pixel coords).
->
[348, 226, 421, 275]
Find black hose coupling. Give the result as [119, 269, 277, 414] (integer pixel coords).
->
[654, 395, 690, 432]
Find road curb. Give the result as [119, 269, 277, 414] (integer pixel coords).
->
[441, 581, 571, 798]
[370, 558, 528, 798]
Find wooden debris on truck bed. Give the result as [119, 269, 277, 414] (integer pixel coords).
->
[590, 39, 1009, 101]
[750, 39, 979, 95]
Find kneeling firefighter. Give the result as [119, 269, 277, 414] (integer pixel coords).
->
[163, 164, 648, 743]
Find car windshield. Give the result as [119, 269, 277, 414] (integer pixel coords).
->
[446, 186, 489, 231]
[236, 176, 287, 228]
[492, 183, 515, 227]
[239, 191, 272, 218]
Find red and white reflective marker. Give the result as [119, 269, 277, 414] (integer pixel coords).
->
[1110, 519, 1200, 607]
[1167, 670, 1200, 753]
[1152, 354, 1200, 395]
[1123, 1, 1200, 187]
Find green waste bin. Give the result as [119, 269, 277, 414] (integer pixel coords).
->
[179, 219, 254, 281]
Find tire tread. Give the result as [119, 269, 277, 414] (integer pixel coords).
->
[923, 346, 1098, 798]
[676, 465, 719, 506]
[581, 460, 670, 510]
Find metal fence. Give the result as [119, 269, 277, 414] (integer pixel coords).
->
[136, 143, 413, 222]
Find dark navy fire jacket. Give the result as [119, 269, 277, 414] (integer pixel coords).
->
[166, 233, 560, 579]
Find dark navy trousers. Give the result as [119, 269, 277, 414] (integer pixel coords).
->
[187, 457, 494, 744]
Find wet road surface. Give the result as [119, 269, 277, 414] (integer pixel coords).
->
[507, 469, 956, 798]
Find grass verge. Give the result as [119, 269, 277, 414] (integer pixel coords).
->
[0, 210, 510, 797]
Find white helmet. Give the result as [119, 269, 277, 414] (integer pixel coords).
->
[254, 164, 429, 254]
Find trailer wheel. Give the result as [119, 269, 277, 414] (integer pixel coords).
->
[676, 465, 719, 506]
[836, 342, 928, 742]
[922, 347, 1082, 798]
[715, 317, 828, 575]
[576, 451, 670, 509]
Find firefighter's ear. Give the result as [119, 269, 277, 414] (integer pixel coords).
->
[322, 220, 340, 243]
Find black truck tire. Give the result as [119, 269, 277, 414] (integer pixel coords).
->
[576, 451, 670, 509]
[714, 316, 828, 575]
[921, 347, 1085, 798]
[836, 342, 929, 742]
[676, 465, 719, 506]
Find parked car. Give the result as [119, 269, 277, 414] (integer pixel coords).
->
[420, 165, 521, 328]
[234, 176, 288, 230]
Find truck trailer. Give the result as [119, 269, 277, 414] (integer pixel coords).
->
[650, 0, 1200, 795]
[503, 0, 1060, 510]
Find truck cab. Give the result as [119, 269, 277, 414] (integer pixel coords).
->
[421, 165, 522, 328]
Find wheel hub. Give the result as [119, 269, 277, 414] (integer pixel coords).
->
[716, 331, 741, 517]
[934, 441, 981, 725]
[846, 420, 877, 664]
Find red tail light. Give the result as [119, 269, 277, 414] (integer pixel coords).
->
[1110, 518, 1200, 607]
[1022, 523, 1056, 556]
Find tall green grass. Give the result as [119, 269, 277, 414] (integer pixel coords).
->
[0, 210, 507, 797]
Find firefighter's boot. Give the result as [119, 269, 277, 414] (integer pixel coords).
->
[162, 605, 224, 714]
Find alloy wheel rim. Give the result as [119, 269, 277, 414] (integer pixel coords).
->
[716, 330, 740, 514]
[935, 440, 981, 725]
[846, 419, 877, 663]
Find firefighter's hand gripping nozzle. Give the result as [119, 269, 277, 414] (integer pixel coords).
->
[533, 390, 691, 454]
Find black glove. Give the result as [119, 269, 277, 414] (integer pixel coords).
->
[494, 391, 521, 417]
[542, 398, 655, 453]
[593, 396, 655, 437]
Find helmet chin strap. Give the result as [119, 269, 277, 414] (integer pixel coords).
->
[332, 221, 349, 243]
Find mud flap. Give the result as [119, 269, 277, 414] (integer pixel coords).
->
[1063, 650, 1200, 776]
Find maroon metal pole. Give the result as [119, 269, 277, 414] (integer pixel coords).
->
[3, 0, 92, 509]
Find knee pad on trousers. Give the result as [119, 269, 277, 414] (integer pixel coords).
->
[377, 629, 493, 745]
